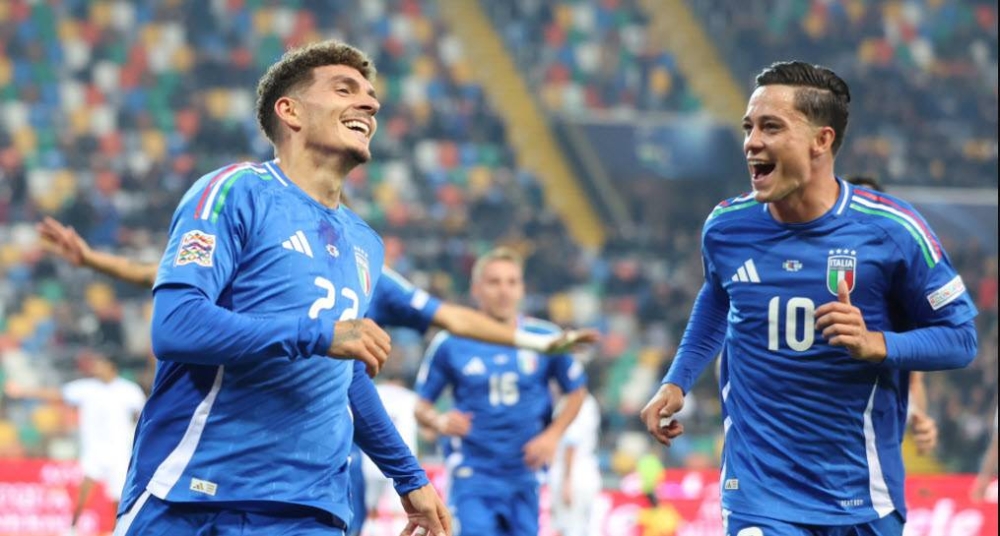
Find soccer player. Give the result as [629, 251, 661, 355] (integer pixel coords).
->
[845, 175, 938, 455]
[640, 61, 977, 533]
[112, 41, 449, 536]
[414, 247, 589, 536]
[549, 391, 602, 536]
[4, 348, 146, 535]
[38, 215, 597, 536]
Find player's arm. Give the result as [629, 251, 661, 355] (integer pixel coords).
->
[906, 371, 938, 455]
[560, 443, 577, 505]
[349, 363, 452, 535]
[349, 361, 428, 492]
[815, 280, 977, 368]
[433, 302, 597, 354]
[37, 217, 158, 287]
[372, 268, 597, 353]
[524, 386, 586, 470]
[971, 411, 999, 502]
[413, 335, 472, 437]
[641, 274, 728, 446]
[2, 383, 63, 403]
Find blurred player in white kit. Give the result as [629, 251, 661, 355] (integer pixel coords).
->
[549, 391, 602, 536]
[5, 348, 146, 534]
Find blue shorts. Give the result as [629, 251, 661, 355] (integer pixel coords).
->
[725, 510, 904, 536]
[449, 475, 538, 536]
[113, 491, 346, 536]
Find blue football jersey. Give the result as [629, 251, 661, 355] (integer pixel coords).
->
[415, 317, 587, 483]
[367, 267, 442, 331]
[121, 160, 384, 524]
[676, 179, 976, 524]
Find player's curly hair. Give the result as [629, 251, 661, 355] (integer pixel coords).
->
[255, 40, 377, 145]
[755, 61, 851, 155]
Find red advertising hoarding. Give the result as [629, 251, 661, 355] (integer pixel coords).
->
[0, 459, 115, 536]
[1, 461, 996, 536]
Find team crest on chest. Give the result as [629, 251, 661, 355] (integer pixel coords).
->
[354, 246, 372, 296]
[826, 249, 857, 295]
[517, 349, 538, 374]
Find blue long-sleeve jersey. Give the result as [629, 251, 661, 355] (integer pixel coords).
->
[664, 179, 977, 524]
[120, 161, 386, 525]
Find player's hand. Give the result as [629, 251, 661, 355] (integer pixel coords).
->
[435, 410, 472, 437]
[399, 483, 451, 536]
[327, 318, 391, 377]
[523, 429, 560, 470]
[909, 411, 938, 455]
[37, 217, 90, 266]
[640, 383, 685, 447]
[815, 280, 887, 363]
[545, 328, 601, 354]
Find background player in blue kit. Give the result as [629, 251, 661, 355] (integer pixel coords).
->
[640, 61, 978, 534]
[414, 247, 589, 536]
[113, 41, 450, 536]
[349, 266, 598, 535]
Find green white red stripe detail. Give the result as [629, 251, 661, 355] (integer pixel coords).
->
[850, 195, 941, 268]
[709, 193, 758, 220]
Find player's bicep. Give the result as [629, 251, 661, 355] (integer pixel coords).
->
[903, 256, 977, 326]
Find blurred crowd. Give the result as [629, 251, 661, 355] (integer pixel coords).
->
[0, 0, 996, 486]
[692, 0, 998, 188]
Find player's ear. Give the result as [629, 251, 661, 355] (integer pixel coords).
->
[274, 95, 303, 133]
[812, 125, 836, 157]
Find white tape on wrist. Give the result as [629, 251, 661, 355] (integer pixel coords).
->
[513, 329, 558, 352]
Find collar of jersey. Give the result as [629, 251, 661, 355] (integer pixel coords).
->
[763, 176, 852, 229]
[266, 159, 347, 217]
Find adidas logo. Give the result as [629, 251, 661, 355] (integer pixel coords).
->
[461, 357, 486, 376]
[731, 259, 761, 283]
[282, 230, 314, 258]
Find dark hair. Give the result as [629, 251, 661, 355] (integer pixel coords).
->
[844, 174, 884, 192]
[755, 61, 851, 155]
[256, 40, 376, 144]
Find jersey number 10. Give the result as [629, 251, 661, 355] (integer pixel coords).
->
[768, 296, 816, 352]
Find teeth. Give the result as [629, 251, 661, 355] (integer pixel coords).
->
[343, 120, 370, 136]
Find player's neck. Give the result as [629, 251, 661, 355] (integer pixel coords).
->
[768, 171, 840, 224]
[275, 148, 351, 209]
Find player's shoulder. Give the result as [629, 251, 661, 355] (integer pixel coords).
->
[379, 266, 415, 292]
[703, 191, 762, 231]
[180, 161, 282, 208]
[519, 316, 561, 336]
[846, 186, 943, 263]
[425, 329, 454, 356]
[339, 205, 384, 248]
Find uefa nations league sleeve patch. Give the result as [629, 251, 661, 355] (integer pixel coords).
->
[175, 230, 217, 267]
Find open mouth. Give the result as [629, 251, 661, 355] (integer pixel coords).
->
[750, 162, 776, 182]
[343, 119, 371, 141]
